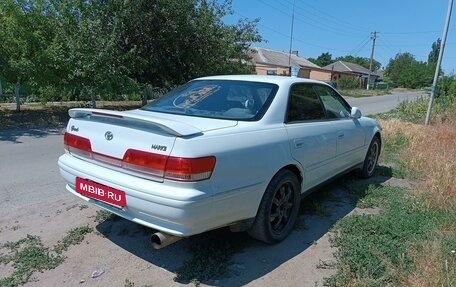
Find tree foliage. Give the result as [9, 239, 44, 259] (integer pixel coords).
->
[308, 53, 381, 71]
[116, 0, 260, 88]
[384, 39, 445, 89]
[45, 0, 139, 105]
[428, 38, 441, 66]
[308, 52, 332, 67]
[336, 75, 359, 89]
[0, 0, 55, 110]
[0, 0, 261, 108]
[385, 52, 434, 89]
[335, 55, 381, 71]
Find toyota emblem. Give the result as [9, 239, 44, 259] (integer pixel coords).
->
[105, 131, 114, 141]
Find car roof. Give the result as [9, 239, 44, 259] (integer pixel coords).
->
[195, 75, 328, 86]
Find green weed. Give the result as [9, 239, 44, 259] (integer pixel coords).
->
[54, 225, 93, 254]
[65, 203, 89, 211]
[0, 226, 93, 287]
[379, 132, 409, 178]
[327, 185, 447, 286]
[123, 278, 153, 287]
[345, 183, 403, 209]
[93, 209, 116, 223]
[376, 96, 429, 123]
[339, 89, 390, 98]
[0, 235, 63, 287]
[173, 239, 244, 284]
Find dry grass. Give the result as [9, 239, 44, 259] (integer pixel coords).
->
[402, 225, 456, 287]
[379, 117, 456, 209]
[379, 116, 456, 287]
[405, 241, 447, 287]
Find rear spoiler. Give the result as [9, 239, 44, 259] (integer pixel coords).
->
[68, 108, 202, 137]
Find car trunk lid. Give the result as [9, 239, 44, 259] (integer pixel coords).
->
[64, 108, 232, 182]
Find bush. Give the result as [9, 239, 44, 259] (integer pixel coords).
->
[374, 82, 389, 90]
[336, 75, 359, 89]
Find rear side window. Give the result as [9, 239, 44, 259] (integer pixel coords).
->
[286, 84, 326, 122]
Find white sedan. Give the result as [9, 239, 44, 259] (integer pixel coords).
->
[58, 75, 381, 247]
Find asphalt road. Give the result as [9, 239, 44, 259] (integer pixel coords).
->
[0, 90, 425, 216]
[345, 90, 427, 115]
[0, 128, 68, 214]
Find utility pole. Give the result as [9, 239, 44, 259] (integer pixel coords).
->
[425, 0, 453, 125]
[367, 31, 378, 90]
[288, 0, 296, 67]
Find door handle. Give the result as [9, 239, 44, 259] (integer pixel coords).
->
[293, 139, 305, 148]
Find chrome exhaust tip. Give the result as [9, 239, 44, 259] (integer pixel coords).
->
[151, 232, 182, 249]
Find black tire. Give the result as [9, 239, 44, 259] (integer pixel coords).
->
[248, 170, 301, 243]
[360, 136, 381, 178]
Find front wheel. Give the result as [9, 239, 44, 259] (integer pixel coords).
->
[360, 136, 381, 178]
[248, 170, 301, 243]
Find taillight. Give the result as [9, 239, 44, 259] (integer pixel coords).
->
[165, 156, 216, 181]
[63, 134, 216, 182]
[123, 149, 168, 177]
[122, 149, 216, 181]
[64, 132, 92, 158]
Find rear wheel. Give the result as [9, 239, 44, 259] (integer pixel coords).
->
[360, 136, 380, 178]
[248, 170, 300, 243]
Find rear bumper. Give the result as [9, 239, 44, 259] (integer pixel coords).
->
[59, 153, 217, 236]
[58, 154, 263, 236]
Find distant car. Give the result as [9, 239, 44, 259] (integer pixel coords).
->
[58, 75, 381, 246]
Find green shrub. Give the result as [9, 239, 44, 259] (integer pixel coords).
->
[337, 75, 359, 89]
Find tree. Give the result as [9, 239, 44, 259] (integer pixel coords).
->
[1, 0, 262, 106]
[0, 0, 54, 111]
[45, 0, 138, 107]
[428, 38, 441, 66]
[117, 0, 261, 89]
[335, 55, 381, 71]
[385, 39, 444, 89]
[427, 38, 442, 78]
[385, 52, 433, 88]
[308, 52, 333, 67]
[0, 76, 3, 97]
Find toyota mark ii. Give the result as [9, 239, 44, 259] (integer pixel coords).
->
[58, 75, 381, 245]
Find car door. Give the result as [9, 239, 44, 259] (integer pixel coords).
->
[284, 84, 338, 190]
[313, 84, 366, 170]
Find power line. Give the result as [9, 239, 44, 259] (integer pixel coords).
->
[382, 30, 445, 35]
[234, 2, 452, 65]
[234, 11, 362, 53]
[284, 0, 370, 34]
[254, 0, 368, 37]
[349, 36, 372, 56]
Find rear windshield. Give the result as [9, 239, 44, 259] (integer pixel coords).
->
[142, 80, 279, 121]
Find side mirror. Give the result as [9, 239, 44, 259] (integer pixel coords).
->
[350, 107, 362, 119]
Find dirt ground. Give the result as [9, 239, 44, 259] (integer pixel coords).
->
[0, 175, 399, 287]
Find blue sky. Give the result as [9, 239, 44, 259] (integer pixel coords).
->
[223, 0, 456, 73]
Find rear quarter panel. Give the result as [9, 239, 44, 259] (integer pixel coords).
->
[171, 122, 296, 220]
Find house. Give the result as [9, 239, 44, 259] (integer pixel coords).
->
[249, 47, 332, 81]
[322, 61, 379, 88]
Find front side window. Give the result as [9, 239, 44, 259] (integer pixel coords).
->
[286, 84, 326, 122]
[142, 80, 279, 121]
[313, 85, 351, 119]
